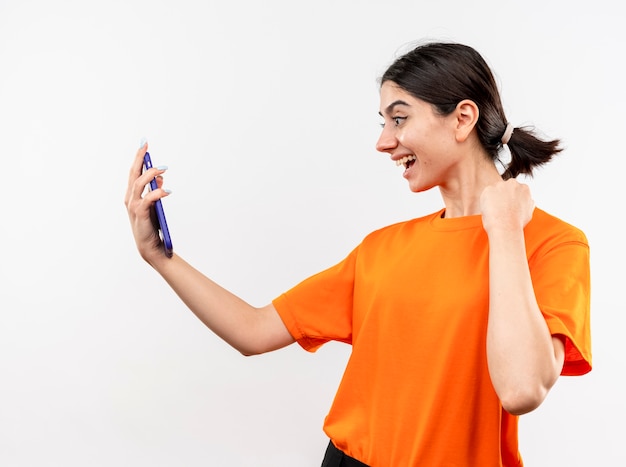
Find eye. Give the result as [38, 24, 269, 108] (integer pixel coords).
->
[379, 116, 407, 128]
[393, 116, 407, 126]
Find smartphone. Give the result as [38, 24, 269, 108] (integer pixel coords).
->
[143, 151, 173, 258]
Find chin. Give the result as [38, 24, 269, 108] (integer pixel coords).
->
[407, 180, 435, 193]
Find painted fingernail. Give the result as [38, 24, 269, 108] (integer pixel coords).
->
[139, 137, 147, 148]
[156, 165, 168, 170]
[163, 188, 172, 194]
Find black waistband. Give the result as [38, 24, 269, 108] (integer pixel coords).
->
[321, 440, 370, 467]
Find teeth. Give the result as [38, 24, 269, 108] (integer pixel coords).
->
[395, 155, 417, 167]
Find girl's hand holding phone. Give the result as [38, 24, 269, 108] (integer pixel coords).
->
[125, 140, 173, 263]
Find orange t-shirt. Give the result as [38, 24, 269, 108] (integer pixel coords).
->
[273, 208, 591, 467]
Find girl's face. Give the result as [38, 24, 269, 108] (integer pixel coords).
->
[376, 81, 461, 193]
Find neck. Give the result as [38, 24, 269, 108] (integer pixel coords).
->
[438, 158, 502, 219]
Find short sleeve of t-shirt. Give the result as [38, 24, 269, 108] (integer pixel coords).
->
[527, 211, 592, 376]
[272, 246, 360, 352]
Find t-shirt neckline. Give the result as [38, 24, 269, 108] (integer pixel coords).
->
[429, 209, 483, 232]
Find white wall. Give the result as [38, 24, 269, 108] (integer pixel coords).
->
[0, 0, 623, 465]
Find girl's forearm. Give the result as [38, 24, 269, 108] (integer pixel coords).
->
[485, 228, 564, 415]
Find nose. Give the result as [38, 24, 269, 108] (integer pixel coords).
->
[375, 125, 398, 154]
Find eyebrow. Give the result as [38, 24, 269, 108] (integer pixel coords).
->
[379, 99, 411, 117]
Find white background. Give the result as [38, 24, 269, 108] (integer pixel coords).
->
[0, 0, 623, 465]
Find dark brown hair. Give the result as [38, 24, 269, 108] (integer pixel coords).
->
[380, 42, 562, 180]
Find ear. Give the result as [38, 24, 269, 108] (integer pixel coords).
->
[453, 99, 479, 143]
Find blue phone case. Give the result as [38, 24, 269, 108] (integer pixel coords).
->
[143, 152, 173, 258]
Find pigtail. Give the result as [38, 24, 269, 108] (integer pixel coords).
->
[500, 126, 562, 180]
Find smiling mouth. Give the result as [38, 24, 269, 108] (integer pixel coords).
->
[395, 155, 416, 169]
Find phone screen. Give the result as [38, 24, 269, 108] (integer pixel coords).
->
[143, 152, 173, 258]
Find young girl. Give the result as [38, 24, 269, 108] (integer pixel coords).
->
[125, 41, 591, 466]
